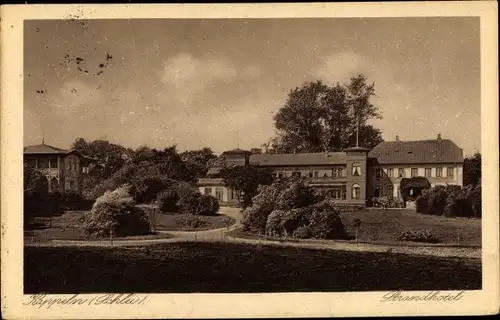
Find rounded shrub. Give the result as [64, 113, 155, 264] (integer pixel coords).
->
[82, 184, 150, 237]
[308, 200, 348, 239]
[176, 190, 219, 216]
[157, 189, 179, 213]
[444, 188, 474, 218]
[265, 209, 287, 237]
[241, 204, 272, 232]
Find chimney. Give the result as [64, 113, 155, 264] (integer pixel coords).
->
[395, 135, 400, 141]
[437, 133, 442, 141]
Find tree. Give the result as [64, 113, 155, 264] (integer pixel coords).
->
[220, 165, 274, 208]
[463, 152, 481, 186]
[180, 148, 217, 180]
[271, 74, 383, 153]
[24, 164, 48, 194]
[71, 138, 132, 178]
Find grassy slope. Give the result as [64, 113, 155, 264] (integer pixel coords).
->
[24, 211, 172, 242]
[25, 242, 481, 293]
[340, 209, 481, 246]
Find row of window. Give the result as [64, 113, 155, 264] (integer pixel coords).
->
[376, 167, 454, 179]
[203, 185, 362, 201]
[275, 168, 346, 179]
[272, 164, 363, 180]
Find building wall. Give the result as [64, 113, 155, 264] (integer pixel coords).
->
[368, 163, 464, 198]
[264, 165, 347, 180]
[24, 153, 94, 194]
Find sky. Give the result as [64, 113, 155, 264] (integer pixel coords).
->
[24, 17, 481, 156]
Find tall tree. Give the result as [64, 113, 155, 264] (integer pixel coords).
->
[463, 152, 481, 186]
[271, 74, 383, 153]
[180, 148, 217, 180]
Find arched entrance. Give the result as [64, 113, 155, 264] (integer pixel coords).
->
[400, 177, 431, 206]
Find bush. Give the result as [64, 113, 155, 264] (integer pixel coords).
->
[307, 200, 348, 239]
[415, 189, 431, 214]
[157, 189, 179, 213]
[265, 207, 311, 237]
[444, 186, 475, 218]
[176, 190, 219, 216]
[397, 230, 440, 243]
[416, 184, 479, 218]
[372, 196, 404, 208]
[243, 180, 348, 240]
[82, 184, 150, 237]
[241, 205, 271, 233]
[60, 191, 94, 210]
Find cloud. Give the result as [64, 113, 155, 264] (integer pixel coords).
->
[160, 53, 237, 96]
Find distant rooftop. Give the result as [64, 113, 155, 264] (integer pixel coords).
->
[23, 143, 69, 155]
[368, 137, 463, 164]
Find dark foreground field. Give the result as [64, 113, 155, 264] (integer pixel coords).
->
[25, 242, 481, 293]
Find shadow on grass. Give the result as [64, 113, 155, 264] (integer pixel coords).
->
[25, 241, 481, 294]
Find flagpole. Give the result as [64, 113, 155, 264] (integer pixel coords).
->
[356, 114, 359, 147]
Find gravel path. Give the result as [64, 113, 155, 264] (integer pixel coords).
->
[25, 207, 481, 259]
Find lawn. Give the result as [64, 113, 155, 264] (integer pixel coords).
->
[339, 209, 481, 246]
[151, 213, 235, 231]
[24, 211, 173, 242]
[24, 242, 481, 293]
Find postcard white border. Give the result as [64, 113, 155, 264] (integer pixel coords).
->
[1, 2, 499, 319]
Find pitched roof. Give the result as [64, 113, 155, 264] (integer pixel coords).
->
[250, 152, 348, 167]
[368, 139, 463, 164]
[23, 143, 69, 154]
[222, 148, 252, 155]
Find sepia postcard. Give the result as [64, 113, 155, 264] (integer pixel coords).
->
[1, 2, 499, 319]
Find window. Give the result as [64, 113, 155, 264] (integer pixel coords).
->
[387, 168, 394, 178]
[309, 171, 314, 178]
[215, 188, 224, 200]
[436, 167, 443, 177]
[376, 169, 383, 179]
[331, 189, 341, 199]
[386, 185, 394, 198]
[411, 168, 418, 177]
[332, 169, 337, 177]
[69, 180, 76, 191]
[425, 168, 432, 178]
[204, 188, 212, 195]
[338, 168, 343, 177]
[397, 186, 401, 198]
[398, 168, 405, 178]
[352, 184, 361, 199]
[375, 186, 381, 197]
[314, 171, 319, 179]
[352, 163, 361, 176]
[447, 167, 454, 178]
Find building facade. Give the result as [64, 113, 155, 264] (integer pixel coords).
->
[367, 134, 464, 199]
[23, 142, 98, 194]
[198, 134, 464, 207]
